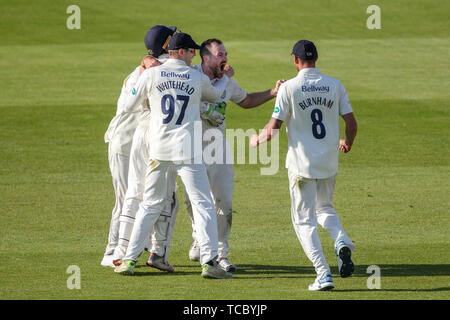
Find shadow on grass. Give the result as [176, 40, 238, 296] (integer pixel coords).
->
[352, 264, 450, 277]
[235, 264, 450, 277]
[237, 264, 314, 278]
[129, 264, 200, 277]
[233, 264, 450, 292]
[126, 263, 450, 285]
[334, 287, 450, 293]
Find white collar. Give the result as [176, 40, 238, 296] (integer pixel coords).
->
[298, 67, 320, 77]
[165, 58, 188, 67]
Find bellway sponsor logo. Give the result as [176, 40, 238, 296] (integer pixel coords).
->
[161, 71, 190, 80]
[302, 85, 329, 93]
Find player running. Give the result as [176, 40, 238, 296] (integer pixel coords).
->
[250, 40, 357, 291]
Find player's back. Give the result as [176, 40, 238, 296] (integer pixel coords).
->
[147, 59, 205, 162]
[282, 68, 349, 178]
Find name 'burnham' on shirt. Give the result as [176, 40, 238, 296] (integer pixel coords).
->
[298, 96, 334, 110]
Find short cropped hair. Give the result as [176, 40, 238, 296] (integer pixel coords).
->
[200, 38, 223, 62]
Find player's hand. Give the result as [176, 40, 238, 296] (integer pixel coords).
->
[223, 65, 234, 78]
[339, 139, 351, 153]
[200, 102, 226, 127]
[250, 134, 259, 148]
[270, 79, 286, 96]
[139, 56, 161, 75]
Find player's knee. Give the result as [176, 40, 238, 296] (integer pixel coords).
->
[119, 215, 135, 224]
[157, 214, 169, 222]
[141, 202, 165, 215]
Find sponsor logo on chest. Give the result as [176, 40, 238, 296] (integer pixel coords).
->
[301, 85, 330, 93]
[161, 71, 190, 80]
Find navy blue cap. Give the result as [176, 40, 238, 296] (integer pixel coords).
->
[167, 32, 201, 50]
[291, 40, 318, 60]
[144, 25, 177, 57]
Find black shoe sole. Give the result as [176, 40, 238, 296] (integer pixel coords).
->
[227, 266, 237, 273]
[320, 285, 335, 291]
[338, 247, 354, 278]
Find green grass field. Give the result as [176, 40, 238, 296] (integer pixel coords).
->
[0, 0, 449, 300]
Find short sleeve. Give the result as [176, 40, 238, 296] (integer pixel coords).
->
[201, 73, 229, 102]
[271, 82, 290, 121]
[338, 81, 353, 115]
[230, 79, 247, 104]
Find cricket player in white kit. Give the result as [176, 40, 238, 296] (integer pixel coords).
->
[185, 39, 285, 272]
[110, 25, 180, 272]
[102, 52, 156, 266]
[115, 32, 234, 279]
[251, 40, 357, 291]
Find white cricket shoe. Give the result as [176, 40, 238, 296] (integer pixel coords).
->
[335, 241, 355, 278]
[114, 260, 135, 275]
[201, 262, 233, 279]
[218, 258, 237, 272]
[100, 254, 115, 267]
[189, 240, 200, 262]
[146, 253, 175, 273]
[308, 273, 334, 291]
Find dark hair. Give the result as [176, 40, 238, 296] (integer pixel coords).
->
[200, 38, 223, 62]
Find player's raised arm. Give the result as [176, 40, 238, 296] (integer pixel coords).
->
[250, 117, 283, 147]
[123, 68, 153, 113]
[139, 55, 161, 75]
[251, 79, 290, 147]
[238, 79, 285, 109]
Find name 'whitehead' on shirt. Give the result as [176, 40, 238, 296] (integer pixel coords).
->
[156, 71, 195, 95]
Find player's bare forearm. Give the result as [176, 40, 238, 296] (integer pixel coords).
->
[250, 118, 283, 147]
[340, 112, 357, 153]
[238, 80, 285, 109]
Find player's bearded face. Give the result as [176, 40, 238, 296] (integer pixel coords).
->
[209, 44, 227, 78]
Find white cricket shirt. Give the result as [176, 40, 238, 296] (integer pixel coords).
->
[192, 64, 247, 164]
[124, 58, 230, 161]
[192, 64, 247, 133]
[104, 66, 147, 155]
[272, 68, 353, 179]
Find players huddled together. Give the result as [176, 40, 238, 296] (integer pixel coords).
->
[101, 25, 357, 291]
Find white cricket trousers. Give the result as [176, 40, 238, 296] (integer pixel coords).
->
[124, 160, 219, 265]
[185, 163, 234, 259]
[114, 123, 178, 263]
[105, 144, 130, 255]
[288, 171, 355, 277]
